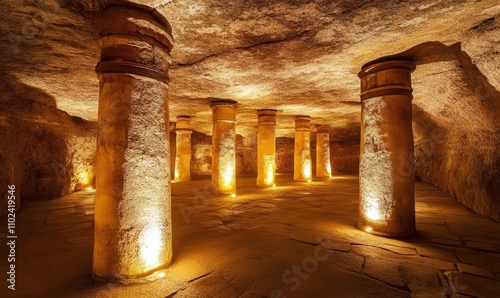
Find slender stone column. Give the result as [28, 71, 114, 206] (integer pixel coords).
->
[256, 109, 277, 187]
[174, 116, 192, 182]
[92, 5, 174, 281]
[316, 125, 332, 178]
[357, 59, 416, 237]
[294, 115, 312, 182]
[210, 100, 237, 195]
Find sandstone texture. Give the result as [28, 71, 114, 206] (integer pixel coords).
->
[0, 0, 498, 220]
[0, 87, 96, 216]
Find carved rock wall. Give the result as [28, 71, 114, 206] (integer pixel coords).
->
[332, 144, 360, 173]
[411, 31, 500, 222]
[0, 84, 96, 216]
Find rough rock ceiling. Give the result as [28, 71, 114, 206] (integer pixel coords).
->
[1, 0, 499, 140]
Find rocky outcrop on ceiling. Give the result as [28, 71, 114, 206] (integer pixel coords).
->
[1, 0, 497, 138]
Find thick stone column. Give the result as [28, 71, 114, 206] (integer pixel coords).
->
[357, 59, 416, 237]
[210, 100, 237, 195]
[92, 6, 173, 281]
[294, 115, 312, 182]
[174, 116, 192, 182]
[316, 125, 332, 178]
[256, 109, 277, 187]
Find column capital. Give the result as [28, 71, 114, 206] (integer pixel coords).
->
[295, 115, 311, 131]
[210, 99, 237, 122]
[257, 109, 278, 116]
[210, 99, 238, 107]
[358, 59, 416, 101]
[93, 5, 174, 83]
[257, 109, 277, 126]
[175, 115, 192, 132]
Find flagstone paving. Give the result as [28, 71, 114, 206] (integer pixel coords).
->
[1, 174, 499, 297]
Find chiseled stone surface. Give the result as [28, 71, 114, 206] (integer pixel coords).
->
[0, 97, 97, 216]
[1, 0, 498, 222]
[1, 175, 499, 297]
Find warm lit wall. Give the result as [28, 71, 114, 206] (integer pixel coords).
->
[189, 133, 298, 175]
[412, 57, 500, 221]
[0, 84, 96, 216]
[190, 131, 258, 175]
[409, 28, 500, 221]
[331, 143, 360, 173]
[276, 137, 294, 173]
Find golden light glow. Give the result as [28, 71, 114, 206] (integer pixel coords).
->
[326, 162, 332, 176]
[75, 168, 93, 190]
[145, 270, 167, 282]
[86, 187, 93, 190]
[174, 166, 180, 181]
[303, 159, 312, 180]
[221, 164, 235, 190]
[365, 197, 382, 221]
[258, 153, 276, 187]
[139, 226, 164, 269]
[365, 227, 373, 232]
[264, 161, 275, 186]
[231, 194, 236, 198]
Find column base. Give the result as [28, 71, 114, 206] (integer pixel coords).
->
[256, 183, 274, 188]
[92, 265, 169, 284]
[294, 178, 312, 182]
[358, 222, 416, 238]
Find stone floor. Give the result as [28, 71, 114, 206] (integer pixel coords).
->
[1, 174, 500, 297]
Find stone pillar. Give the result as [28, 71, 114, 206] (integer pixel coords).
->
[316, 125, 332, 178]
[256, 109, 277, 187]
[357, 59, 416, 237]
[210, 100, 237, 195]
[174, 116, 192, 182]
[294, 115, 312, 182]
[92, 5, 173, 281]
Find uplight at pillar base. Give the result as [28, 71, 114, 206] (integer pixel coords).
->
[261, 157, 276, 187]
[218, 158, 236, 193]
[301, 158, 312, 181]
[139, 226, 165, 269]
[210, 100, 237, 195]
[364, 197, 382, 221]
